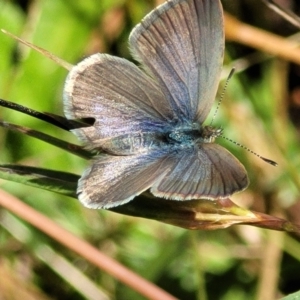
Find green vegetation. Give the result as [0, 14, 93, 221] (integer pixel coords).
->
[0, 0, 300, 299]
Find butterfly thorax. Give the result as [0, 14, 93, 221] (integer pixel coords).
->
[167, 125, 222, 145]
[102, 125, 222, 155]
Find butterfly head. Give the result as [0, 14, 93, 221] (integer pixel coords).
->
[200, 126, 223, 143]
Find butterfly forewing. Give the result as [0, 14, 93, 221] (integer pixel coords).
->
[129, 0, 224, 124]
[64, 54, 175, 149]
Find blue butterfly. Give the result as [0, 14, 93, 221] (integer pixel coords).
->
[63, 0, 248, 209]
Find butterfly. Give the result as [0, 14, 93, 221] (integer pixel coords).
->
[63, 0, 249, 209]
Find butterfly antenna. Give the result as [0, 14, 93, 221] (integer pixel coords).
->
[210, 68, 235, 126]
[220, 135, 278, 166]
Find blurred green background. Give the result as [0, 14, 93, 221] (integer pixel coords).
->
[1, 0, 300, 299]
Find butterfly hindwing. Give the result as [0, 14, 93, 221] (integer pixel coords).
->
[79, 143, 248, 209]
[151, 144, 249, 200]
[78, 150, 171, 208]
